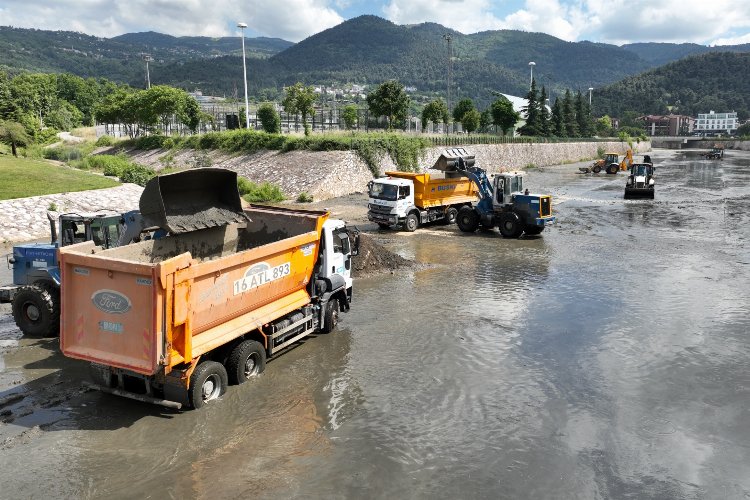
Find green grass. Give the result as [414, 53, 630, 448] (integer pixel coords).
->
[0, 155, 119, 200]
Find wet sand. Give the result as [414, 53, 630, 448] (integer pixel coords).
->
[1, 149, 749, 499]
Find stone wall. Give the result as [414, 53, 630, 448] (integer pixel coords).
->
[120, 140, 651, 202]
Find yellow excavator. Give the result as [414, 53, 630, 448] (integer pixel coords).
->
[580, 149, 633, 174]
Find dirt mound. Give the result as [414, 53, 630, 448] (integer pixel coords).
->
[352, 233, 412, 277]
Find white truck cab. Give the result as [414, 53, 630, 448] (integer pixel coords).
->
[367, 178, 415, 227]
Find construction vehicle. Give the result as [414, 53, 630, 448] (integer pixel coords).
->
[700, 146, 724, 159]
[0, 209, 155, 337]
[433, 151, 555, 237]
[624, 162, 655, 199]
[367, 149, 479, 231]
[58, 168, 359, 410]
[580, 152, 621, 174]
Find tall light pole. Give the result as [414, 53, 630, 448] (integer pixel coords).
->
[443, 33, 453, 123]
[238, 22, 250, 129]
[528, 61, 535, 90]
[588, 87, 593, 106]
[143, 54, 153, 89]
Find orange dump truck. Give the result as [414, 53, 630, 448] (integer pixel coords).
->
[59, 169, 358, 409]
[367, 149, 479, 231]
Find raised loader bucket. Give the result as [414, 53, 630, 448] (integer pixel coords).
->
[139, 168, 249, 233]
[432, 147, 475, 171]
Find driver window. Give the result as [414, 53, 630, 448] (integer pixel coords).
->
[496, 178, 504, 203]
[399, 186, 410, 199]
[332, 231, 349, 254]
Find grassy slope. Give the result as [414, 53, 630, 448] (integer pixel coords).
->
[0, 155, 119, 200]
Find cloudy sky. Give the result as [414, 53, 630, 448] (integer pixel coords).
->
[1, 0, 749, 46]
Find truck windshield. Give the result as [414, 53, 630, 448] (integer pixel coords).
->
[369, 182, 398, 201]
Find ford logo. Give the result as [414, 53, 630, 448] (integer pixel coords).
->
[91, 290, 132, 314]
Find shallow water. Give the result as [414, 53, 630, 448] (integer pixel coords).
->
[1, 149, 749, 499]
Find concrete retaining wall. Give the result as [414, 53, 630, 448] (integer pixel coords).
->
[120, 140, 651, 202]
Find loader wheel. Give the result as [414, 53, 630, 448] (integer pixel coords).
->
[524, 225, 544, 236]
[189, 361, 228, 409]
[606, 164, 618, 175]
[227, 340, 266, 385]
[592, 165, 601, 174]
[404, 213, 419, 232]
[456, 206, 479, 232]
[444, 207, 458, 225]
[499, 212, 524, 238]
[322, 298, 339, 334]
[12, 285, 59, 337]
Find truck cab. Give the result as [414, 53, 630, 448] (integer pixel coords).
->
[367, 177, 415, 229]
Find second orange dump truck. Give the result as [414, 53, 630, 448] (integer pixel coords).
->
[59, 169, 358, 409]
[367, 149, 479, 231]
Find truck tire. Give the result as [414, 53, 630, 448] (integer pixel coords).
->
[606, 164, 618, 174]
[499, 212, 523, 238]
[226, 340, 266, 385]
[444, 207, 458, 225]
[322, 298, 339, 334]
[404, 213, 419, 232]
[11, 285, 59, 337]
[456, 206, 479, 232]
[189, 361, 228, 409]
[592, 165, 601, 174]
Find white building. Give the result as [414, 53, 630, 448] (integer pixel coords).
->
[695, 111, 738, 135]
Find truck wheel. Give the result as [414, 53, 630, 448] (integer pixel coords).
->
[456, 206, 479, 232]
[377, 223, 390, 230]
[499, 212, 523, 238]
[606, 164, 618, 174]
[11, 285, 59, 337]
[444, 207, 458, 225]
[322, 298, 339, 334]
[227, 340, 266, 385]
[189, 361, 228, 409]
[592, 165, 601, 174]
[524, 225, 544, 235]
[404, 213, 419, 232]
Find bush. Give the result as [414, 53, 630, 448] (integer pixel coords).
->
[84, 154, 134, 177]
[241, 181, 286, 203]
[120, 164, 156, 186]
[44, 145, 84, 162]
[296, 192, 314, 203]
[95, 135, 115, 147]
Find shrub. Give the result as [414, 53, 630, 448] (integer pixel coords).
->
[296, 192, 314, 203]
[44, 145, 84, 162]
[84, 154, 133, 177]
[120, 164, 156, 186]
[241, 181, 286, 203]
[95, 135, 115, 147]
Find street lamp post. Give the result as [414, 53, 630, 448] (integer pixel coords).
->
[588, 87, 593, 106]
[238, 22, 250, 129]
[528, 62, 535, 89]
[143, 54, 153, 89]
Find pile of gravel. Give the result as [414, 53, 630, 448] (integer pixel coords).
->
[352, 233, 412, 277]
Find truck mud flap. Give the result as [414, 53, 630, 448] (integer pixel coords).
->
[139, 168, 249, 234]
[83, 381, 183, 409]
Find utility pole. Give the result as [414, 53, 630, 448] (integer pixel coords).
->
[443, 33, 453, 126]
[143, 54, 153, 89]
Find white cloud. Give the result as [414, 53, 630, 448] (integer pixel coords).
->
[383, 0, 505, 34]
[0, 0, 344, 42]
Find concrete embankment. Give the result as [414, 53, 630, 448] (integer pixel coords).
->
[120, 140, 651, 201]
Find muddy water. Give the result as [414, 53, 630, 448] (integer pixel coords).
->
[1, 149, 749, 499]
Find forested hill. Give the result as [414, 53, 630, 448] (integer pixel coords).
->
[622, 42, 750, 66]
[594, 51, 750, 119]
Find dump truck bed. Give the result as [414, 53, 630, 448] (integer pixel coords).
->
[59, 205, 328, 375]
[384, 171, 478, 209]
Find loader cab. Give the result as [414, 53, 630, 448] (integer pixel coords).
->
[56, 213, 123, 248]
[493, 173, 523, 207]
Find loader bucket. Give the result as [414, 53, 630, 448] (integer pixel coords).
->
[139, 168, 249, 234]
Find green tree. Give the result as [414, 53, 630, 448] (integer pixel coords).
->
[178, 94, 201, 133]
[736, 122, 750, 137]
[490, 97, 519, 135]
[421, 99, 449, 129]
[538, 86, 551, 137]
[479, 108, 493, 132]
[282, 83, 317, 136]
[518, 79, 541, 136]
[341, 104, 358, 130]
[257, 103, 281, 133]
[551, 98, 564, 136]
[562, 89, 579, 137]
[575, 90, 594, 137]
[366, 80, 410, 130]
[462, 109, 481, 134]
[595, 115, 613, 136]
[452, 98, 475, 123]
[45, 100, 84, 131]
[0, 120, 31, 157]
